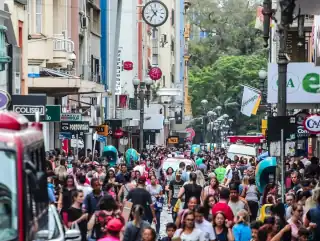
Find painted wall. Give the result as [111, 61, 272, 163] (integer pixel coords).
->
[117, 0, 137, 97]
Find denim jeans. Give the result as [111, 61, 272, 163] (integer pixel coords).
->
[155, 211, 161, 234]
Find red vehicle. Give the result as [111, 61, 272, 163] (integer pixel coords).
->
[227, 135, 266, 144]
[0, 111, 48, 241]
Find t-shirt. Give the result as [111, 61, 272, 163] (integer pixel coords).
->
[126, 187, 153, 219]
[212, 202, 234, 222]
[169, 179, 185, 206]
[68, 207, 87, 241]
[195, 219, 216, 241]
[228, 200, 246, 216]
[196, 158, 204, 166]
[98, 236, 120, 241]
[183, 183, 202, 208]
[173, 228, 205, 241]
[214, 167, 226, 183]
[146, 184, 163, 203]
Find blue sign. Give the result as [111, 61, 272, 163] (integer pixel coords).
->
[59, 132, 72, 140]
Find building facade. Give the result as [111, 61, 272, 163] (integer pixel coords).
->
[27, 0, 104, 150]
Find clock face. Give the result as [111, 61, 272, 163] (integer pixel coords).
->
[142, 0, 169, 27]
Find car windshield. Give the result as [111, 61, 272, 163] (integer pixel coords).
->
[0, 150, 17, 241]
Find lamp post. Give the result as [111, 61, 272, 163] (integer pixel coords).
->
[201, 99, 208, 142]
[259, 68, 267, 105]
[133, 75, 152, 151]
[211, 114, 233, 148]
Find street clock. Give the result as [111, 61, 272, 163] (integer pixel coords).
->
[142, 0, 169, 27]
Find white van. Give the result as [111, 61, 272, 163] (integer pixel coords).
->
[227, 144, 256, 160]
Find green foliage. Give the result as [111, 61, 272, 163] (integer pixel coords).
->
[187, 0, 268, 135]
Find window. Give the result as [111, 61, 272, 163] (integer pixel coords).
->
[171, 9, 175, 26]
[0, 150, 18, 240]
[35, 0, 42, 33]
[91, 8, 101, 35]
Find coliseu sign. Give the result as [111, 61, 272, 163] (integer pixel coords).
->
[303, 115, 320, 134]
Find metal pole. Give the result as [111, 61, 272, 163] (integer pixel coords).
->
[139, 90, 144, 151]
[280, 129, 285, 202]
[76, 133, 79, 159]
[277, 28, 288, 116]
[93, 131, 97, 153]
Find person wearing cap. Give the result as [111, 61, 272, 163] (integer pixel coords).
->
[98, 217, 124, 241]
[125, 176, 157, 225]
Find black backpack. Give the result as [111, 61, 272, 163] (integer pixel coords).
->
[227, 168, 241, 184]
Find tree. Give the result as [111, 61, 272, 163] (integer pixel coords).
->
[188, 0, 266, 68]
[189, 54, 267, 134]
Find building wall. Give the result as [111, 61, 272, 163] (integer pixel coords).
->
[5, 1, 28, 94]
[118, 0, 137, 97]
[158, 0, 174, 88]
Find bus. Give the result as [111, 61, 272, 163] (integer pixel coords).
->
[0, 111, 48, 241]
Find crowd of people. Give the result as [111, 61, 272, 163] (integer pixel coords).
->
[45, 146, 320, 241]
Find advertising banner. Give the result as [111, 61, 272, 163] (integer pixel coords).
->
[267, 63, 320, 103]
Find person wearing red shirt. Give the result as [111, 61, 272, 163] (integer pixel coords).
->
[212, 188, 234, 222]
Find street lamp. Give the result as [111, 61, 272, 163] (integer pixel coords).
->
[201, 99, 208, 106]
[259, 68, 267, 104]
[133, 75, 152, 151]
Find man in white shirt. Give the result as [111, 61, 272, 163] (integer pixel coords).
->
[195, 206, 216, 241]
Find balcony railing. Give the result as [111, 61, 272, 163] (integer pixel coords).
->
[52, 34, 74, 53]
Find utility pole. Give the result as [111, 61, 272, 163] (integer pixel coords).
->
[139, 89, 145, 151]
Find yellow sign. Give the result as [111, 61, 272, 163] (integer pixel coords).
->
[96, 124, 108, 136]
[261, 119, 267, 136]
[168, 137, 179, 144]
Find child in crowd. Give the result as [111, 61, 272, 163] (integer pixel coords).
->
[160, 222, 177, 241]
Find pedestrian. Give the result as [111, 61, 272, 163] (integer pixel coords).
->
[123, 205, 151, 241]
[160, 223, 177, 241]
[98, 217, 125, 241]
[168, 170, 185, 222]
[212, 211, 234, 241]
[194, 206, 216, 241]
[175, 196, 198, 228]
[125, 176, 157, 224]
[83, 178, 105, 217]
[212, 188, 234, 222]
[68, 190, 88, 241]
[232, 209, 252, 241]
[203, 194, 217, 222]
[173, 210, 205, 241]
[142, 227, 157, 241]
[177, 172, 202, 208]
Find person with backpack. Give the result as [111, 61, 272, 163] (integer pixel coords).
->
[223, 161, 242, 187]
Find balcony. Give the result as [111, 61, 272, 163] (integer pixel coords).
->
[290, 15, 314, 29]
[296, 0, 320, 15]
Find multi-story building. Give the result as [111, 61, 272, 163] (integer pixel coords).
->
[27, 0, 104, 150]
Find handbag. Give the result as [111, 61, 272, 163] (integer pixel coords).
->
[70, 222, 80, 231]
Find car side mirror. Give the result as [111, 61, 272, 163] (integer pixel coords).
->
[65, 229, 81, 240]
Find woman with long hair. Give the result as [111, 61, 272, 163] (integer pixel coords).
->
[58, 175, 77, 226]
[213, 211, 234, 241]
[242, 177, 260, 221]
[173, 211, 204, 240]
[123, 205, 151, 241]
[286, 203, 303, 241]
[68, 190, 88, 241]
[175, 197, 198, 228]
[203, 194, 217, 222]
[232, 209, 251, 241]
[201, 176, 219, 202]
[177, 172, 203, 208]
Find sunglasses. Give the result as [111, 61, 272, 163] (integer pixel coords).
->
[186, 219, 194, 221]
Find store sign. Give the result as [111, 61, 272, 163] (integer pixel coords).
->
[61, 113, 82, 121]
[167, 136, 179, 144]
[303, 115, 320, 134]
[13, 105, 45, 115]
[60, 121, 90, 134]
[297, 126, 309, 138]
[267, 63, 320, 103]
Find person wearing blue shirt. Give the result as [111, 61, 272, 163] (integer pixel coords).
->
[232, 209, 252, 241]
[48, 187, 56, 203]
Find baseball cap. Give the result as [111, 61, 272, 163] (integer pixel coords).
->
[176, 170, 182, 176]
[107, 218, 124, 232]
[138, 176, 146, 184]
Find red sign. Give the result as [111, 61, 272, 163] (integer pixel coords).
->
[185, 128, 195, 141]
[114, 129, 124, 138]
[227, 135, 265, 144]
[148, 67, 162, 80]
[123, 61, 133, 71]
